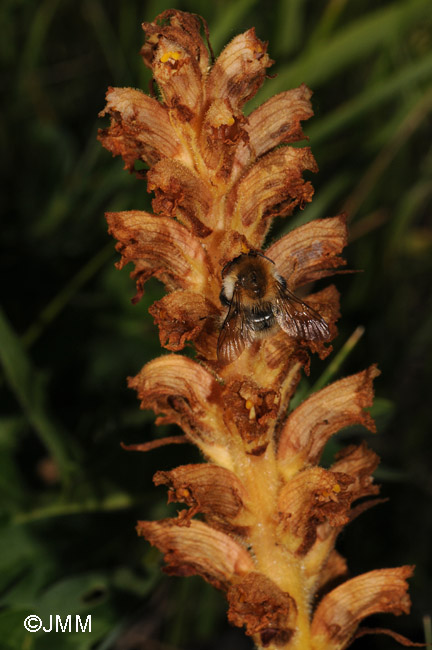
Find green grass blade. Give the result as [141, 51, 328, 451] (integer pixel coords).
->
[252, 0, 431, 104]
[17, 0, 62, 84]
[307, 51, 432, 146]
[307, 0, 349, 47]
[342, 87, 432, 220]
[12, 492, 135, 524]
[23, 245, 113, 348]
[312, 326, 365, 393]
[209, 0, 260, 54]
[288, 327, 365, 411]
[272, 0, 304, 57]
[83, 0, 129, 82]
[0, 308, 80, 485]
[387, 179, 432, 257]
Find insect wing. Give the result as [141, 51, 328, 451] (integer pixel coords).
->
[273, 282, 330, 341]
[217, 289, 255, 364]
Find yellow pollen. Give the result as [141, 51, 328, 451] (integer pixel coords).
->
[245, 400, 253, 410]
[332, 484, 341, 493]
[241, 243, 250, 254]
[178, 488, 190, 498]
[160, 50, 182, 63]
[213, 115, 235, 128]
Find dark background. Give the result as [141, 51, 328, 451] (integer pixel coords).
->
[1, 0, 431, 648]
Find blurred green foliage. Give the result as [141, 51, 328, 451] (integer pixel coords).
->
[1, 0, 431, 648]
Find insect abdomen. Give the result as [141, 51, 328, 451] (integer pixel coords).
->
[247, 305, 275, 332]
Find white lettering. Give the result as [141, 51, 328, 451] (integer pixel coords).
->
[76, 615, 91, 633]
[42, 615, 53, 632]
[56, 614, 71, 632]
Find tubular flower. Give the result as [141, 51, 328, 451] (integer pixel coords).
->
[99, 10, 415, 650]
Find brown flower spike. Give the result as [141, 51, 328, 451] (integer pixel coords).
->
[99, 10, 416, 650]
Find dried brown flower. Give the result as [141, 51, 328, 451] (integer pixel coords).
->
[99, 10, 416, 650]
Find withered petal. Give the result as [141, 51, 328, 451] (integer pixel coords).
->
[227, 146, 318, 247]
[200, 99, 250, 178]
[247, 84, 314, 158]
[277, 366, 380, 473]
[128, 355, 230, 460]
[217, 375, 283, 455]
[143, 10, 209, 76]
[141, 10, 208, 115]
[278, 467, 355, 555]
[253, 332, 305, 402]
[149, 290, 218, 352]
[227, 572, 297, 645]
[331, 442, 380, 502]
[332, 441, 379, 478]
[137, 518, 254, 590]
[98, 87, 181, 170]
[206, 28, 273, 109]
[154, 463, 250, 527]
[266, 214, 348, 289]
[106, 210, 210, 300]
[148, 159, 213, 236]
[311, 566, 414, 650]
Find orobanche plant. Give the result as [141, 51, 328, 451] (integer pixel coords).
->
[98, 10, 417, 650]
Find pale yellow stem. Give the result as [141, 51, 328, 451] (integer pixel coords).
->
[235, 441, 314, 650]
